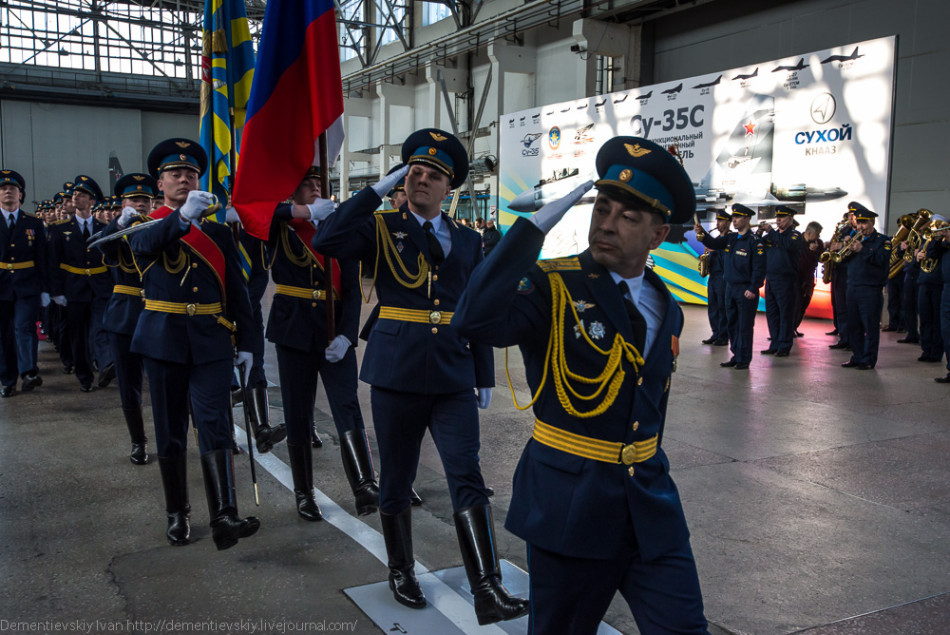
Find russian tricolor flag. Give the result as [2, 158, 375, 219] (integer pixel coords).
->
[232, 0, 344, 240]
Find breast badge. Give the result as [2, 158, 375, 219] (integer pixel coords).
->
[572, 300, 595, 313]
[588, 321, 605, 340]
[516, 276, 535, 294]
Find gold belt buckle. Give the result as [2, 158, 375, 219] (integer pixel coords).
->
[429, 310, 442, 324]
[84, 268, 91, 275]
[621, 444, 637, 465]
[5, 263, 13, 270]
[312, 289, 320, 300]
[185, 303, 197, 316]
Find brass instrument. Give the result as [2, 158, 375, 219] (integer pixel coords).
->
[903, 208, 932, 263]
[919, 219, 950, 273]
[831, 232, 865, 263]
[698, 250, 711, 277]
[887, 213, 917, 279]
[819, 220, 852, 283]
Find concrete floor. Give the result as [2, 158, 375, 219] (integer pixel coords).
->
[1, 292, 949, 634]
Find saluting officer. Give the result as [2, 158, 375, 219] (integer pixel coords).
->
[695, 203, 766, 369]
[129, 139, 260, 550]
[758, 205, 804, 356]
[454, 136, 708, 634]
[313, 129, 526, 624]
[47, 175, 113, 392]
[0, 170, 48, 397]
[263, 167, 378, 520]
[700, 209, 731, 346]
[98, 173, 159, 465]
[841, 202, 891, 369]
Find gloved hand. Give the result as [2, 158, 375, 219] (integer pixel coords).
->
[225, 206, 241, 223]
[234, 351, 253, 385]
[308, 199, 336, 222]
[477, 387, 492, 410]
[529, 179, 595, 233]
[118, 206, 138, 228]
[371, 164, 410, 198]
[324, 334, 352, 363]
[41, 292, 51, 308]
[179, 190, 216, 222]
[52, 295, 67, 307]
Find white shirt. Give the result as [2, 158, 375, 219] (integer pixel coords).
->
[609, 270, 666, 357]
[409, 209, 452, 258]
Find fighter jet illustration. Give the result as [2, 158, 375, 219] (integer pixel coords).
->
[573, 123, 595, 142]
[520, 132, 543, 148]
[636, 90, 653, 100]
[772, 58, 806, 72]
[507, 170, 596, 213]
[733, 68, 758, 80]
[821, 47, 863, 64]
[693, 75, 722, 89]
[661, 84, 682, 95]
[612, 94, 630, 104]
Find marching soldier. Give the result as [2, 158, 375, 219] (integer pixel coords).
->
[313, 129, 526, 624]
[758, 205, 804, 356]
[260, 167, 378, 520]
[0, 169, 49, 397]
[695, 203, 766, 369]
[700, 209, 730, 346]
[454, 136, 708, 634]
[128, 138, 260, 550]
[841, 203, 891, 369]
[47, 175, 113, 392]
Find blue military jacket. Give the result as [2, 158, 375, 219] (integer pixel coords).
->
[48, 216, 111, 301]
[454, 218, 689, 561]
[700, 230, 766, 293]
[127, 207, 257, 364]
[708, 244, 725, 278]
[759, 227, 803, 279]
[0, 211, 48, 301]
[845, 230, 891, 288]
[918, 239, 943, 287]
[99, 216, 145, 335]
[938, 240, 950, 288]
[265, 204, 361, 351]
[313, 187, 494, 394]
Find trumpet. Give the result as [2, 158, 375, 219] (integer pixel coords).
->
[820, 219, 852, 283]
[833, 232, 866, 262]
[919, 220, 950, 273]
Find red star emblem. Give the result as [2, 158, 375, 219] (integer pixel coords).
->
[744, 120, 756, 135]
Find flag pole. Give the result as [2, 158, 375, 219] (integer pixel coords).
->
[318, 132, 335, 342]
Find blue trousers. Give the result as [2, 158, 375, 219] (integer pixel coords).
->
[725, 283, 757, 364]
[846, 285, 884, 367]
[0, 295, 40, 386]
[526, 539, 707, 635]
[942, 285, 950, 372]
[66, 299, 107, 387]
[903, 270, 919, 338]
[110, 331, 143, 410]
[706, 274, 727, 341]
[831, 269, 849, 344]
[886, 274, 904, 329]
[764, 277, 796, 353]
[917, 284, 943, 360]
[142, 356, 233, 458]
[371, 387, 489, 515]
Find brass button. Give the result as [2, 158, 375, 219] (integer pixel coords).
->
[311, 302, 317, 307]
[434, 299, 440, 306]
[632, 421, 639, 431]
[432, 274, 438, 281]
[637, 377, 643, 386]
[431, 327, 438, 334]
[191, 262, 198, 269]
[192, 286, 198, 292]
[628, 466, 635, 477]
[185, 303, 197, 316]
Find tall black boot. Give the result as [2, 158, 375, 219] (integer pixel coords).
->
[381, 507, 426, 609]
[157, 455, 190, 546]
[123, 407, 148, 465]
[340, 429, 379, 516]
[454, 504, 529, 625]
[287, 442, 322, 521]
[247, 386, 286, 454]
[200, 449, 260, 550]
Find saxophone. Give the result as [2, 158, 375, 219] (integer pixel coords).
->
[698, 250, 711, 277]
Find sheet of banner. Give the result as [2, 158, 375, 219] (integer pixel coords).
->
[498, 36, 898, 317]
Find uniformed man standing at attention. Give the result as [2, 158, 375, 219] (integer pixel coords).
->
[695, 203, 766, 369]
[129, 139, 260, 550]
[313, 129, 527, 625]
[758, 205, 804, 356]
[0, 169, 48, 397]
[454, 136, 708, 634]
[699, 209, 731, 346]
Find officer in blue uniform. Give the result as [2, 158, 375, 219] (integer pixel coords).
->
[455, 136, 708, 635]
[695, 203, 765, 369]
[129, 138, 260, 550]
[0, 169, 49, 397]
[699, 209, 730, 346]
[262, 167, 378, 520]
[841, 202, 891, 369]
[914, 216, 945, 363]
[933, 224, 950, 382]
[758, 205, 803, 356]
[99, 173, 159, 464]
[47, 184, 76, 374]
[313, 129, 526, 624]
[48, 175, 113, 391]
[829, 208, 858, 349]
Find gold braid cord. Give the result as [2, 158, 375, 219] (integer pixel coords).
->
[371, 213, 429, 293]
[506, 272, 644, 418]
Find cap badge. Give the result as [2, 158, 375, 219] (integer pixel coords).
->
[179, 154, 187, 161]
[175, 141, 190, 148]
[133, 175, 145, 181]
[625, 143, 651, 158]
[428, 148, 438, 156]
[429, 132, 447, 142]
[619, 169, 633, 182]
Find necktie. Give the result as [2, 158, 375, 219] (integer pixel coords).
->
[422, 220, 445, 266]
[82, 221, 90, 240]
[617, 281, 647, 354]
[8, 214, 14, 232]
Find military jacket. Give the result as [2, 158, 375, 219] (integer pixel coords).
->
[313, 187, 494, 394]
[939, 241, 950, 288]
[454, 218, 688, 561]
[700, 230, 766, 293]
[708, 245, 725, 277]
[0, 211, 48, 301]
[918, 239, 943, 287]
[759, 227, 803, 279]
[48, 216, 111, 301]
[99, 216, 146, 335]
[845, 230, 891, 288]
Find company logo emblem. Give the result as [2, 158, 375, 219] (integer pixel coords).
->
[521, 132, 542, 157]
[548, 127, 561, 150]
[810, 92, 836, 124]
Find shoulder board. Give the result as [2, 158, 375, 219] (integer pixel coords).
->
[53, 218, 70, 225]
[374, 209, 401, 216]
[446, 216, 460, 230]
[537, 256, 582, 273]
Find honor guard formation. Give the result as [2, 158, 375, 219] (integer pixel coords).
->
[3, 126, 950, 634]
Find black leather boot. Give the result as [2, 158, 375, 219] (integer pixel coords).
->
[381, 507, 426, 609]
[454, 504, 529, 625]
[157, 455, 190, 546]
[340, 429, 379, 516]
[200, 449, 260, 550]
[247, 386, 286, 454]
[287, 442, 322, 521]
[123, 407, 148, 465]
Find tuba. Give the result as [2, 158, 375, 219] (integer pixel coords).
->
[903, 208, 932, 263]
[888, 213, 916, 279]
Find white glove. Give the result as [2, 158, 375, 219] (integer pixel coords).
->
[308, 199, 337, 222]
[225, 206, 241, 223]
[529, 180, 595, 234]
[324, 334, 352, 363]
[52, 295, 67, 307]
[41, 292, 51, 307]
[179, 190, 216, 222]
[117, 206, 138, 228]
[234, 351, 253, 385]
[372, 165, 410, 198]
[477, 387, 492, 410]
